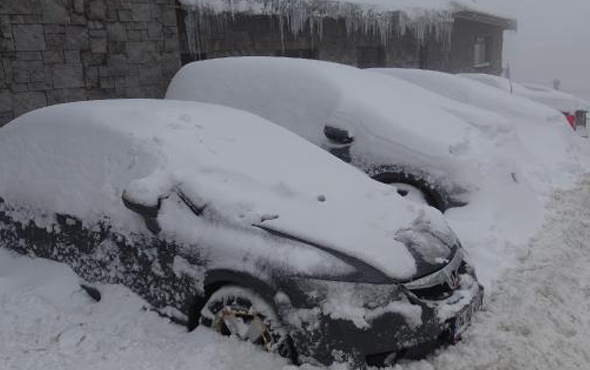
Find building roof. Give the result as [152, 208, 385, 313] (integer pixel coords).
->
[179, 0, 517, 39]
[454, 8, 517, 30]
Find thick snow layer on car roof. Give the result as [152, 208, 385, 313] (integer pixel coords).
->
[0, 99, 459, 280]
[166, 57, 489, 190]
[460, 73, 590, 113]
[369, 68, 584, 189]
[370, 68, 567, 124]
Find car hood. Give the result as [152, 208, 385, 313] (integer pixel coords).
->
[253, 206, 457, 282]
[177, 167, 458, 283]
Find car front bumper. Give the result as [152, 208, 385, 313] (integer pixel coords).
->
[280, 273, 484, 367]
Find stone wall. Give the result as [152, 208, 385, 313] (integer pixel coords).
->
[0, 0, 182, 127]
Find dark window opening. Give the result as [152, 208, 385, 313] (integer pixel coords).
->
[357, 46, 386, 68]
[275, 49, 318, 59]
[473, 36, 490, 67]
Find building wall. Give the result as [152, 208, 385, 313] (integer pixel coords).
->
[0, 4, 508, 127]
[179, 11, 506, 75]
[0, 0, 182, 127]
[179, 12, 426, 68]
[179, 14, 359, 65]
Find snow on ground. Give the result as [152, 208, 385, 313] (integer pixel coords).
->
[398, 173, 590, 370]
[0, 248, 291, 370]
[4, 173, 590, 369]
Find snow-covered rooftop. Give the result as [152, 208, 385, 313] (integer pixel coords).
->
[179, 0, 511, 20]
[179, 0, 515, 43]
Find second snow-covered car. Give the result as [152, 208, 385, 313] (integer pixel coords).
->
[0, 100, 483, 367]
[368, 68, 569, 125]
[460, 73, 589, 131]
[166, 57, 482, 212]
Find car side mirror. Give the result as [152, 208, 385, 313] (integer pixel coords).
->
[122, 190, 160, 218]
[324, 125, 354, 144]
[122, 181, 164, 234]
[324, 125, 354, 163]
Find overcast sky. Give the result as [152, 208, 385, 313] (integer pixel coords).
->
[477, 0, 590, 94]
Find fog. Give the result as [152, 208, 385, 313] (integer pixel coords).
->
[478, 0, 590, 95]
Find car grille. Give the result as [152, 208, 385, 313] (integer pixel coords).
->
[408, 261, 468, 301]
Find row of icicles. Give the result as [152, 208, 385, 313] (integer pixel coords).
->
[181, 0, 454, 57]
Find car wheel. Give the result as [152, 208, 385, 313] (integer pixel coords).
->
[200, 285, 296, 361]
[390, 183, 428, 204]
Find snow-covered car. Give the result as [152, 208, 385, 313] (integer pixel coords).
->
[460, 73, 589, 129]
[0, 100, 483, 367]
[367, 68, 584, 182]
[369, 68, 568, 125]
[165, 57, 489, 212]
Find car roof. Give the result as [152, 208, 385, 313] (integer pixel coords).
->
[460, 73, 590, 113]
[0, 99, 375, 206]
[371, 68, 566, 124]
[166, 57, 479, 186]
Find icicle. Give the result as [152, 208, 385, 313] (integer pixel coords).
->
[279, 13, 285, 52]
[309, 14, 314, 50]
[179, 0, 460, 48]
[185, 10, 197, 57]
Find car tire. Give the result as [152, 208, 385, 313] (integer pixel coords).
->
[199, 285, 296, 361]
